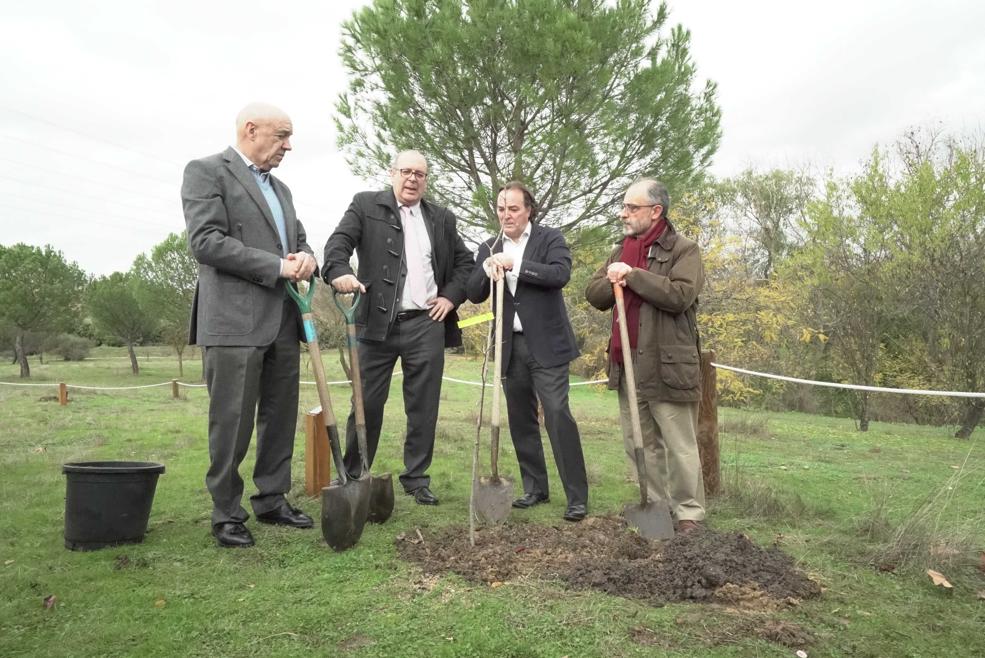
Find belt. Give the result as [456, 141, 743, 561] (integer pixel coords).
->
[395, 309, 428, 322]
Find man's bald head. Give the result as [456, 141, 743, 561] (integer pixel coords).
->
[235, 102, 293, 171]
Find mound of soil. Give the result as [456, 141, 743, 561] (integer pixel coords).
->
[396, 517, 820, 607]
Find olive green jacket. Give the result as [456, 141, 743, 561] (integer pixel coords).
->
[584, 221, 704, 402]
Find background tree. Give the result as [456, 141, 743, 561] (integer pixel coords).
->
[785, 156, 902, 431]
[0, 244, 87, 377]
[716, 168, 814, 280]
[132, 233, 198, 377]
[86, 273, 158, 375]
[335, 0, 720, 239]
[883, 137, 985, 438]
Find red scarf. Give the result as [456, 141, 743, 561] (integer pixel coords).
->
[610, 218, 667, 363]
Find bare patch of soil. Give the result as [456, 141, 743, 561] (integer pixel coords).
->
[396, 517, 821, 608]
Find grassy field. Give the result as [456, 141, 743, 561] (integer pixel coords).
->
[1, 347, 983, 657]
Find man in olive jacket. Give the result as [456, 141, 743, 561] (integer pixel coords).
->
[585, 178, 705, 533]
[323, 150, 473, 505]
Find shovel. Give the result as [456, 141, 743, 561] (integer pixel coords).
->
[473, 276, 513, 524]
[334, 290, 395, 524]
[613, 283, 675, 540]
[286, 278, 370, 551]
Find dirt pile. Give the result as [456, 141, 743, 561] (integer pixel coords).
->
[396, 517, 821, 607]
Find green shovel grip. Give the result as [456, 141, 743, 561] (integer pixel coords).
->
[285, 277, 318, 343]
[333, 289, 362, 324]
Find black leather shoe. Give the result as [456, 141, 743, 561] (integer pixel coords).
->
[213, 522, 255, 547]
[563, 504, 587, 522]
[408, 486, 439, 505]
[512, 492, 549, 509]
[256, 505, 314, 528]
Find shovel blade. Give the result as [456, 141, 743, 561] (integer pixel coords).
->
[624, 500, 675, 540]
[367, 472, 395, 523]
[320, 476, 371, 551]
[474, 475, 514, 525]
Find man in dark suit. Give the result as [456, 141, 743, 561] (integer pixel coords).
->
[323, 150, 473, 505]
[182, 102, 317, 547]
[466, 181, 589, 522]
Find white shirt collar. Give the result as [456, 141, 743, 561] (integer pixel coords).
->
[231, 146, 261, 170]
[506, 221, 532, 244]
[393, 191, 422, 216]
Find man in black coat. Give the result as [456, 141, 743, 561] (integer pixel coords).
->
[323, 150, 473, 505]
[466, 181, 589, 521]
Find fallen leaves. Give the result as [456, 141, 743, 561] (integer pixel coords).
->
[43, 595, 56, 610]
[927, 569, 953, 590]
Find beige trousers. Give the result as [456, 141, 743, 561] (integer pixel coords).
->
[618, 381, 706, 521]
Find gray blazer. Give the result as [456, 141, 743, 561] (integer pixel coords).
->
[181, 146, 313, 347]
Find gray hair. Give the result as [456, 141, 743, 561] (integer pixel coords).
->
[390, 149, 428, 169]
[636, 178, 670, 219]
[235, 102, 290, 132]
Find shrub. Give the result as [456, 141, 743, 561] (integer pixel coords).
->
[47, 333, 94, 361]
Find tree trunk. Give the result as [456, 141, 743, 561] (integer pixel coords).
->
[15, 331, 30, 378]
[176, 345, 185, 378]
[857, 390, 870, 432]
[954, 400, 984, 439]
[127, 343, 140, 375]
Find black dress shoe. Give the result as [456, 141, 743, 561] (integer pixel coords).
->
[408, 486, 439, 505]
[256, 505, 314, 528]
[563, 504, 587, 522]
[512, 492, 549, 509]
[213, 522, 255, 548]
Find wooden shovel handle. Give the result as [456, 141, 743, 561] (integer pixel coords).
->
[490, 277, 505, 479]
[614, 284, 649, 507]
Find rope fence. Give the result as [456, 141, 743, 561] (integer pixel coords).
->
[2, 361, 983, 406]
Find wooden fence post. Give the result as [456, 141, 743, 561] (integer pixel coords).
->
[698, 350, 720, 496]
[304, 407, 332, 497]
[171, 379, 180, 399]
[58, 382, 68, 406]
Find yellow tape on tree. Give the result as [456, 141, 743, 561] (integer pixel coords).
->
[457, 312, 494, 329]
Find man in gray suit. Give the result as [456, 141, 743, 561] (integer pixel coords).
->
[182, 103, 317, 548]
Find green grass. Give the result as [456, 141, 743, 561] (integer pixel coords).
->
[2, 350, 984, 657]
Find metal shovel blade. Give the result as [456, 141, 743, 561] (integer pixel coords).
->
[473, 475, 514, 525]
[624, 500, 675, 540]
[320, 474, 371, 552]
[367, 472, 395, 523]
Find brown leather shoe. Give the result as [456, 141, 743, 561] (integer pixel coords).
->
[676, 520, 701, 535]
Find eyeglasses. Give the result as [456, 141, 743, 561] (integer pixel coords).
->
[621, 203, 657, 213]
[397, 168, 428, 180]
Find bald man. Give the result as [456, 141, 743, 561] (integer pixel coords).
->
[182, 102, 317, 548]
[324, 150, 473, 506]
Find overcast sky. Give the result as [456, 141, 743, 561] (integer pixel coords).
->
[1, 0, 983, 276]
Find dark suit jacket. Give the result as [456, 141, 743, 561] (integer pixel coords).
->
[466, 223, 579, 369]
[181, 146, 313, 346]
[323, 189, 474, 346]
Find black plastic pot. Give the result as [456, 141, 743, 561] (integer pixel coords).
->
[62, 461, 165, 551]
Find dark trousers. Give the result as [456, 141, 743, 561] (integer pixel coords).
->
[203, 299, 300, 526]
[343, 313, 444, 492]
[502, 333, 588, 507]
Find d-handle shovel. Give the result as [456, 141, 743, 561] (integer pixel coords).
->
[286, 278, 370, 551]
[473, 276, 513, 524]
[613, 283, 675, 540]
[334, 290, 394, 524]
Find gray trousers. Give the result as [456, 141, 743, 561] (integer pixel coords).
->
[343, 313, 444, 492]
[502, 334, 588, 507]
[617, 380, 705, 521]
[203, 299, 300, 526]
